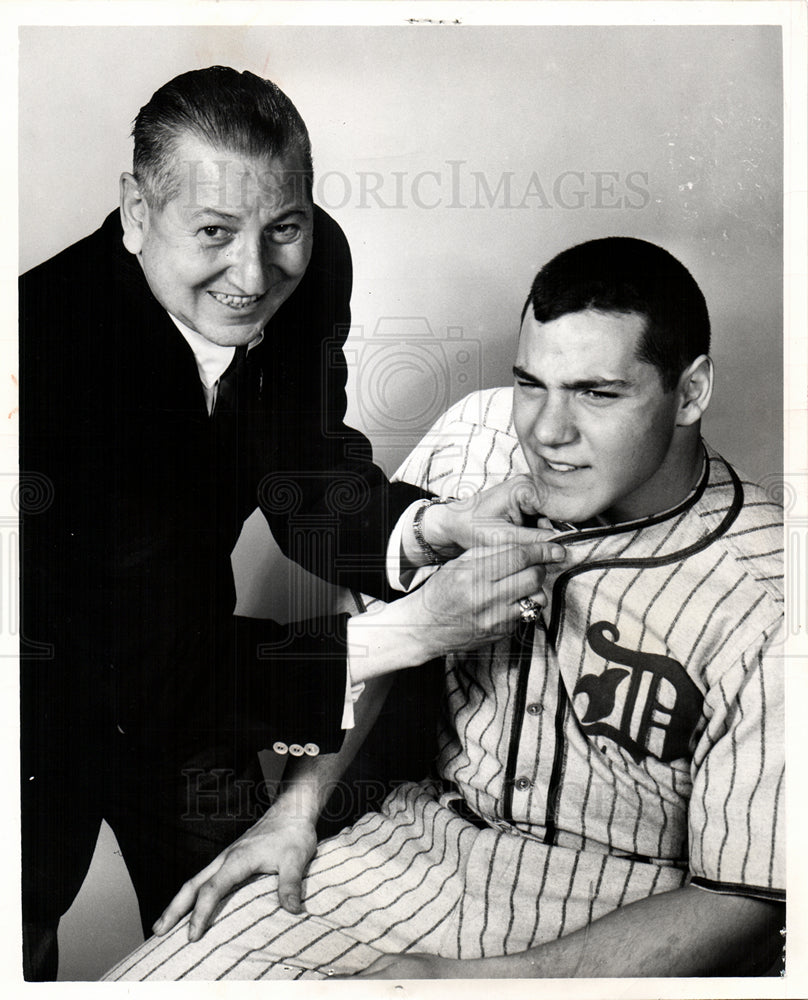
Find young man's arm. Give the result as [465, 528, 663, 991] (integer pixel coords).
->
[349, 884, 782, 979]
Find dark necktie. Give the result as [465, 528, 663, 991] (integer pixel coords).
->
[211, 344, 248, 419]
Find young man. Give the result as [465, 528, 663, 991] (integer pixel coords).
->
[20, 66, 557, 980]
[105, 237, 784, 980]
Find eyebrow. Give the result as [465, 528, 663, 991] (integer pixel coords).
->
[187, 207, 310, 224]
[268, 208, 310, 222]
[512, 366, 633, 391]
[187, 208, 241, 223]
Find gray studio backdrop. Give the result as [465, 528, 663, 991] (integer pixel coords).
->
[19, 24, 783, 980]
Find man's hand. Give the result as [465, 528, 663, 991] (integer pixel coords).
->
[412, 539, 558, 644]
[349, 537, 565, 682]
[406, 475, 552, 563]
[152, 811, 317, 942]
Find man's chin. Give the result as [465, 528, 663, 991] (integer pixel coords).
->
[532, 489, 602, 527]
[195, 320, 266, 348]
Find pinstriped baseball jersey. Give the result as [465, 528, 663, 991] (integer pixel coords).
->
[396, 387, 784, 900]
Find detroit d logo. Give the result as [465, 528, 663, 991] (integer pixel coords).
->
[572, 621, 703, 764]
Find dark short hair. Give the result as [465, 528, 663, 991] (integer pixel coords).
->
[521, 237, 710, 391]
[132, 66, 312, 209]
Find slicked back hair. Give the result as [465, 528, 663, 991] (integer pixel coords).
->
[132, 66, 313, 209]
[521, 237, 710, 391]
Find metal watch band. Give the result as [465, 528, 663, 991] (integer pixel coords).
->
[412, 497, 452, 565]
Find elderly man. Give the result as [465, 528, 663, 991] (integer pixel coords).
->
[20, 67, 558, 980]
[106, 236, 784, 980]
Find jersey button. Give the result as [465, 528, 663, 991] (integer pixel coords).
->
[526, 702, 542, 715]
[514, 776, 532, 791]
[303, 743, 320, 756]
[289, 743, 305, 756]
[272, 741, 288, 755]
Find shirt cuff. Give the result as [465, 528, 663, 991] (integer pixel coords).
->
[341, 618, 367, 729]
[386, 499, 441, 592]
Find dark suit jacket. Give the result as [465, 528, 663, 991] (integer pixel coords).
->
[20, 206, 425, 759]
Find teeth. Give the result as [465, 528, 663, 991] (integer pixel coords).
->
[209, 292, 262, 309]
[546, 460, 577, 472]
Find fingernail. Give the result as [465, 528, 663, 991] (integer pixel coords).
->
[551, 545, 565, 560]
[188, 924, 198, 942]
[153, 917, 165, 934]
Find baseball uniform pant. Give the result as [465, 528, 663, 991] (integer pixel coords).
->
[104, 779, 685, 981]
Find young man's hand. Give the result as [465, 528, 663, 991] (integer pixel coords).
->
[152, 810, 317, 942]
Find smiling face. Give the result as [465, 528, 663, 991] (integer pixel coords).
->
[513, 309, 695, 525]
[120, 133, 313, 346]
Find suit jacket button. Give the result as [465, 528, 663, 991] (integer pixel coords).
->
[289, 743, 304, 756]
[272, 741, 288, 755]
[304, 743, 320, 756]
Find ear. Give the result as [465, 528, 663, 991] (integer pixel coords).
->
[119, 172, 149, 255]
[675, 354, 713, 427]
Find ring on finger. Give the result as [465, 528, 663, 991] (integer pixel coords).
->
[518, 597, 541, 623]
